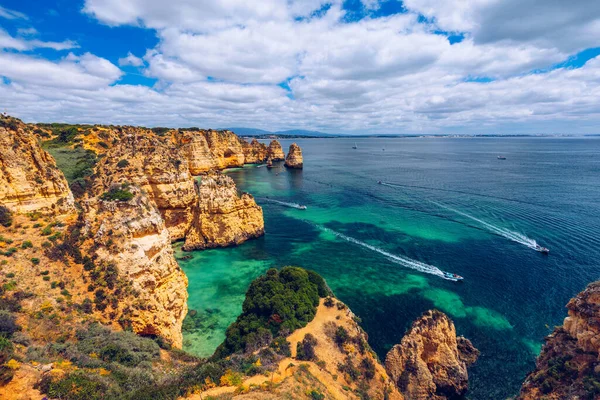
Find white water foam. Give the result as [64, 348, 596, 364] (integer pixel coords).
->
[428, 200, 540, 250]
[316, 225, 460, 281]
[260, 198, 307, 210]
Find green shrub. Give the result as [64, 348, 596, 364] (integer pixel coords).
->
[0, 206, 13, 228]
[215, 267, 327, 357]
[21, 241, 33, 249]
[0, 310, 20, 337]
[100, 185, 134, 202]
[116, 159, 130, 168]
[45, 371, 108, 400]
[296, 333, 318, 361]
[360, 357, 376, 380]
[31, 258, 40, 265]
[41, 225, 53, 236]
[308, 390, 325, 400]
[335, 326, 349, 346]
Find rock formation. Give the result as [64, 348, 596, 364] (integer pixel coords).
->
[519, 281, 600, 399]
[183, 173, 264, 250]
[242, 138, 268, 164]
[385, 309, 479, 400]
[92, 134, 197, 241]
[267, 140, 285, 161]
[284, 143, 303, 169]
[177, 132, 218, 175]
[82, 187, 188, 347]
[0, 116, 74, 215]
[203, 130, 246, 169]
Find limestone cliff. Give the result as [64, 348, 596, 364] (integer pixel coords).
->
[519, 281, 600, 399]
[385, 310, 479, 400]
[267, 140, 285, 161]
[285, 142, 304, 169]
[82, 186, 188, 347]
[0, 116, 74, 215]
[183, 173, 264, 250]
[93, 134, 197, 241]
[169, 131, 218, 175]
[203, 129, 246, 169]
[242, 138, 268, 164]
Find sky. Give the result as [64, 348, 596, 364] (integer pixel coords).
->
[1, 1, 600, 134]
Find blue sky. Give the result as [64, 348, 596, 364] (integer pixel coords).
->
[1, 0, 600, 134]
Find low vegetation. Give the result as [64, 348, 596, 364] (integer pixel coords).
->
[215, 266, 331, 357]
[100, 184, 134, 202]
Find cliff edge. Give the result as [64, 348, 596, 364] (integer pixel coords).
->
[385, 309, 479, 400]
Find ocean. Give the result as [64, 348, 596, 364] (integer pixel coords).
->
[175, 137, 600, 399]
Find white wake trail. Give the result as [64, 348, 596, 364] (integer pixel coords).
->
[316, 225, 458, 280]
[429, 200, 539, 250]
[260, 197, 307, 210]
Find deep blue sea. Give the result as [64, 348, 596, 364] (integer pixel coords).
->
[176, 137, 600, 399]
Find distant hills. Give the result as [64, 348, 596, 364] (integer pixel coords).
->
[225, 127, 340, 138]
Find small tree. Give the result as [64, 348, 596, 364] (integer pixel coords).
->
[296, 333, 318, 361]
[0, 206, 13, 227]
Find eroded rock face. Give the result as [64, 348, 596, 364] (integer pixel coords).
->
[385, 310, 479, 400]
[284, 143, 303, 169]
[519, 281, 600, 400]
[93, 134, 197, 241]
[180, 132, 218, 175]
[267, 140, 285, 161]
[82, 188, 188, 348]
[183, 173, 264, 250]
[0, 116, 74, 215]
[203, 130, 246, 169]
[242, 139, 268, 164]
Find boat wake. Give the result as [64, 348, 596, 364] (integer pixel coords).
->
[316, 225, 461, 281]
[260, 197, 307, 210]
[428, 200, 541, 251]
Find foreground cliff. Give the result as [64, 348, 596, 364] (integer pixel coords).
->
[385, 310, 479, 400]
[519, 281, 600, 399]
[0, 116, 74, 215]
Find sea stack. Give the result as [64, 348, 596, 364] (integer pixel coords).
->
[267, 140, 285, 161]
[284, 143, 303, 169]
[385, 310, 479, 400]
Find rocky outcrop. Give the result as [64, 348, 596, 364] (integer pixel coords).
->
[169, 131, 217, 175]
[267, 140, 285, 161]
[92, 134, 197, 241]
[385, 310, 479, 400]
[242, 139, 268, 164]
[519, 281, 600, 399]
[284, 143, 303, 169]
[183, 173, 264, 250]
[82, 186, 188, 348]
[0, 116, 74, 215]
[203, 130, 246, 169]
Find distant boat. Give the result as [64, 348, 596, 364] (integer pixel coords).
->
[497, 156, 507, 160]
[266, 158, 273, 168]
[352, 142, 358, 149]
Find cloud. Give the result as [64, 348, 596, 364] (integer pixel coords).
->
[1, 0, 600, 133]
[0, 52, 122, 89]
[0, 5, 27, 20]
[118, 51, 144, 67]
[0, 28, 78, 51]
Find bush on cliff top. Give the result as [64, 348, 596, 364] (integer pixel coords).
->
[215, 266, 331, 357]
[100, 184, 134, 202]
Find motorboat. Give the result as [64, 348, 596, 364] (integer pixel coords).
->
[535, 245, 550, 254]
[377, 180, 382, 184]
[497, 156, 507, 160]
[443, 272, 464, 281]
[298, 205, 307, 210]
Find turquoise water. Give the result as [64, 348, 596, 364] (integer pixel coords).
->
[176, 137, 600, 399]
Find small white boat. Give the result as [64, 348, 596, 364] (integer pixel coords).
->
[352, 142, 358, 149]
[497, 156, 507, 160]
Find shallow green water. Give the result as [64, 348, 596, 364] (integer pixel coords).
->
[177, 137, 600, 399]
